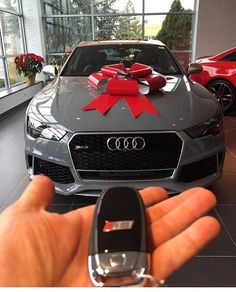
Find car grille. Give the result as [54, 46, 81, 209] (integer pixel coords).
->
[34, 157, 75, 184]
[69, 133, 182, 180]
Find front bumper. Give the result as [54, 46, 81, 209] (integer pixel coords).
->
[25, 130, 225, 196]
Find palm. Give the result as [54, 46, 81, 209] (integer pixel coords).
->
[0, 176, 220, 287]
[0, 204, 94, 286]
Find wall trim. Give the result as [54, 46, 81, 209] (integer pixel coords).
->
[0, 81, 44, 116]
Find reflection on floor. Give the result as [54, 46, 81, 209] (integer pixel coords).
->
[0, 103, 236, 287]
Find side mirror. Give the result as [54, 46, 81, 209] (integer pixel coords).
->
[186, 63, 203, 76]
[42, 65, 58, 77]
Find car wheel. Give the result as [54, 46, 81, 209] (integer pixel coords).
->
[207, 79, 236, 114]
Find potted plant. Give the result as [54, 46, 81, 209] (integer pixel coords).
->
[15, 53, 45, 85]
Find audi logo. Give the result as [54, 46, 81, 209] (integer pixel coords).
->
[107, 136, 146, 151]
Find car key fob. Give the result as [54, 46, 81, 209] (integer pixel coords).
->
[88, 186, 149, 287]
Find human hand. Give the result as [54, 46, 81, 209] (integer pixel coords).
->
[0, 175, 220, 286]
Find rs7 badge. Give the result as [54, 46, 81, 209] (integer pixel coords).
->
[103, 220, 134, 232]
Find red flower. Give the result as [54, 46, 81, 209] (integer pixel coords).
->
[14, 53, 44, 77]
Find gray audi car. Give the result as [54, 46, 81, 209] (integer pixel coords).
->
[25, 40, 225, 195]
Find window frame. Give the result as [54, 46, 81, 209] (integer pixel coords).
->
[42, 0, 197, 69]
[0, 0, 27, 92]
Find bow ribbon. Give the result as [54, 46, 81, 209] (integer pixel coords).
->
[82, 63, 166, 118]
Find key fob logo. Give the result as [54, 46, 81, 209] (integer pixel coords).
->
[103, 220, 134, 232]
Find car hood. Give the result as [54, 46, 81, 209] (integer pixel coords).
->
[28, 75, 219, 132]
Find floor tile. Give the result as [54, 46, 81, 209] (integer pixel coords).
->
[0, 134, 24, 150]
[216, 205, 236, 246]
[198, 210, 236, 256]
[0, 175, 30, 211]
[0, 134, 16, 150]
[210, 174, 236, 204]
[0, 153, 26, 172]
[223, 116, 236, 133]
[225, 128, 236, 156]
[72, 195, 98, 206]
[70, 204, 88, 211]
[167, 257, 236, 287]
[51, 193, 76, 204]
[70, 204, 96, 211]
[0, 173, 26, 206]
[47, 204, 71, 214]
[223, 150, 236, 174]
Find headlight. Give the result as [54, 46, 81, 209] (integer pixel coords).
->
[185, 114, 223, 138]
[27, 117, 67, 141]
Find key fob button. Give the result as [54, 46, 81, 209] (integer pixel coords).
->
[94, 251, 142, 274]
[109, 253, 127, 268]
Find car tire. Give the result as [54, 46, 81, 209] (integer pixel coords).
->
[207, 79, 236, 114]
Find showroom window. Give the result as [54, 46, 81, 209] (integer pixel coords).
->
[42, 0, 196, 69]
[0, 0, 26, 91]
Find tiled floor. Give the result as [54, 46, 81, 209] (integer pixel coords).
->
[1, 103, 236, 286]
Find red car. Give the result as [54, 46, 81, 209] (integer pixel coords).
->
[191, 47, 236, 114]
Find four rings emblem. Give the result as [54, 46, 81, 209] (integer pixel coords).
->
[107, 136, 146, 151]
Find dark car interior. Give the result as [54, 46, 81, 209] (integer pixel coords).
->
[61, 44, 181, 77]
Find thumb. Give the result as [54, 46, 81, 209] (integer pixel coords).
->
[18, 175, 55, 210]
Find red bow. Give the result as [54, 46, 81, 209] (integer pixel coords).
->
[82, 63, 166, 118]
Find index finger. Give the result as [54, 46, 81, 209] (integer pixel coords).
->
[139, 187, 168, 207]
[147, 187, 216, 223]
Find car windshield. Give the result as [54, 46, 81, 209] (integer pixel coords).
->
[61, 44, 182, 77]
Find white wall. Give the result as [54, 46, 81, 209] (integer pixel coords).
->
[0, 82, 43, 115]
[195, 0, 236, 59]
[22, 0, 46, 81]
